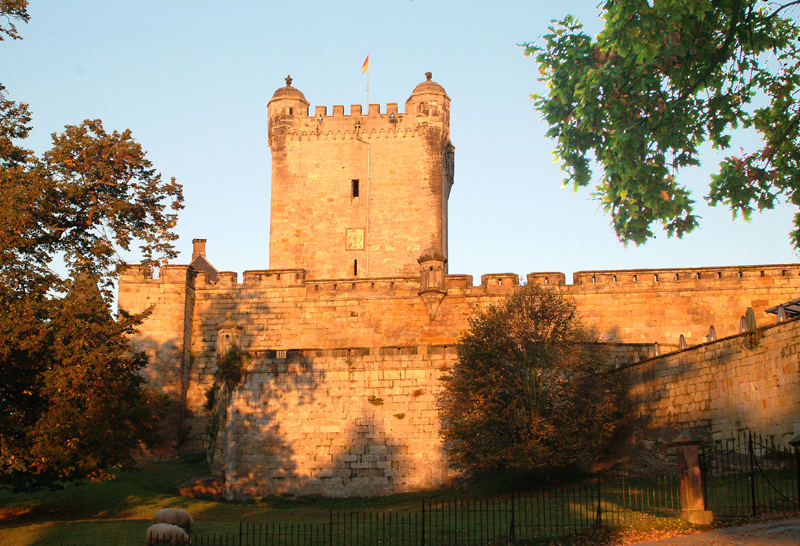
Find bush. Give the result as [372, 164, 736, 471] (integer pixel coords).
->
[438, 284, 623, 474]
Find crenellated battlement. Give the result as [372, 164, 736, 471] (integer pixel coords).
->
[270, 102, 448, 141]
[570, 263, 800, 287]
[526, 272, 567, 287]
[121, 263, 800, 296]
[118, 264, 193, 283]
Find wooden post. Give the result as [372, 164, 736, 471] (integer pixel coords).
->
[671, 431, 714, 524]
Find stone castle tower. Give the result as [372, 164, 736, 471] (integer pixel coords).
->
[267, 73, 455, 279]
[118, 73, 800, 499]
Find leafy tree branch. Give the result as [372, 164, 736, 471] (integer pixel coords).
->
[525, 0, 800, 249]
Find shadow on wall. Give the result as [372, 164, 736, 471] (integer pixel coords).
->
[600, 318, 800, 475]
[216, 349, 323, 500]
[215, 348, 454, 499]
[323, 413, 407, 498]
[183, 287, 282, 451]
[128, 334, 188, 455]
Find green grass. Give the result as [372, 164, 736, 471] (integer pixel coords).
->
[705, 467, 799, 517]
[0, 455, 694, 545]
[0, 454, 531, 545]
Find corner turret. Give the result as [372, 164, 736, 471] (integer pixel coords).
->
[268, 75, 310, 146]
[405, 72, 450, 126]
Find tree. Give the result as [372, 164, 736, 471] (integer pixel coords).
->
[0, 2, 183, 490]
[3, 274, 168, 489]
[526, 0, 800, 249]
[438, 284, 623, 475]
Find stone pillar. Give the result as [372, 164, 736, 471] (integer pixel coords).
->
[671, 432, 714, 524]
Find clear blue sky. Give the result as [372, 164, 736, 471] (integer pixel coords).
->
[3, 1, 797, 281]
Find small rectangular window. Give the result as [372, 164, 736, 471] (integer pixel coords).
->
[353, 259, 358, 276]
[351, 179, 359, 198]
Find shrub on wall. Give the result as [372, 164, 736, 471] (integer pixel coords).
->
[204, 348, 251, 459]
[438, 284, 623, 474]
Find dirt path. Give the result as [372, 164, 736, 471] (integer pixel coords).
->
[632, 518, 800, 545]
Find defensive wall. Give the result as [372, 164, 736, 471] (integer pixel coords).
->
[119, 259, 800, 497]
[212, 347, 459, 499]
[611, 316, 800, 473]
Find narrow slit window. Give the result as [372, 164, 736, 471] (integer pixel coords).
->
[351, 179, 359, 198]
[353, 259, 358, 276]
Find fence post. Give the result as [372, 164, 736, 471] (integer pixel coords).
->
[748, 432, 757, 516]
[421, 498, 425, 546]
[790, 434, 800, 507]
[510, 491, 516, 542]
[595, 475, 602, 527]
[671, 431, 714, 525]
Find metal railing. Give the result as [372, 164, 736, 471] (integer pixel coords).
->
[190, 474, 680, 545]
[701, 430, 799, 518]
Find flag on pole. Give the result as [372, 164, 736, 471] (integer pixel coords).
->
[362, 55, 369, 74]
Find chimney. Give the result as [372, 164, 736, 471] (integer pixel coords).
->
[192, 239, 207, 261]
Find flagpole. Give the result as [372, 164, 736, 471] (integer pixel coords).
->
[362, 54, 370, 108]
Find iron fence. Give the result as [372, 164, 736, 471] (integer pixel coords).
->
[190, 474, 679, 545]
[701, 430, 799, 518]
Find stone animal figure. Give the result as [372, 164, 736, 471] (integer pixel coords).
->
[145, 523, 189, 545]
[153, 508, 193, 532]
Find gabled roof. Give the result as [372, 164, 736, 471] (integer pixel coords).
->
[191, 255, 218, 283]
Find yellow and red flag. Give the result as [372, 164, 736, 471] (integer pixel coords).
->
[362, 55, 369, 74]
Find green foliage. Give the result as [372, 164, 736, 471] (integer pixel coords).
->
[0, 3, 182, 491]
[438, 284, 623, 474]
[0, 274, 170, 491]
[215, 347, 250, 389]
[526, 0, 800, 249]
[203, 348, 251, 457]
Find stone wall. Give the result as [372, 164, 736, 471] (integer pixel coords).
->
[117, 264, 195, 446]
[549, 264, 800, 345]
[611, 317, 800, 473]
[216, 346, 458, 499]
[118, 260, 800, 495]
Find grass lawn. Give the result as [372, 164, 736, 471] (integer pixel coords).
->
[0, 454, 695, 545]
[0, 452, 513, 545]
